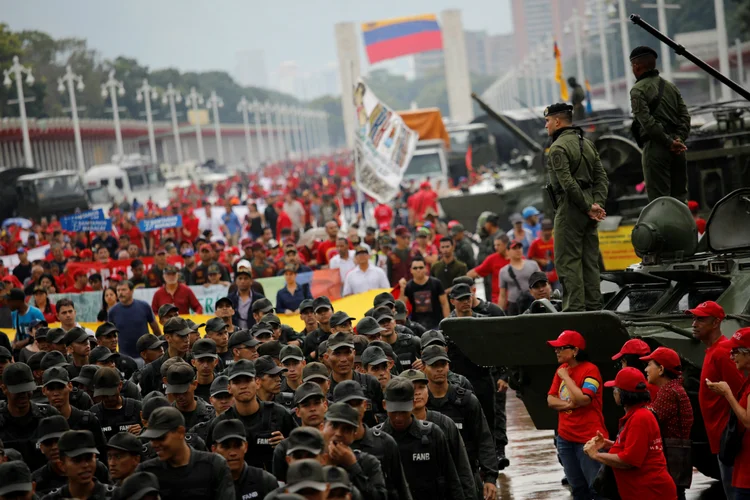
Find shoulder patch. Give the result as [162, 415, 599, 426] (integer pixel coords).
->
[550, 149, 565, 169]
[582, 377, 600, 394]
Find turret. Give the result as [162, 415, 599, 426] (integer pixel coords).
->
[631, 197, 698, 264]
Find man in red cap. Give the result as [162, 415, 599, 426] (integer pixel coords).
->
[688, 300, 744, 496]
[373, 201, 393, 229]
[611, 338, 659, 401]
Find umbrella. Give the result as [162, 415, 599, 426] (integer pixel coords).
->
[2, 218, 32, 229]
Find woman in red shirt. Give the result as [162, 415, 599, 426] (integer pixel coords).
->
[546, 330, 608, 500]
[707, 327, 750, 499]
[584, 367, 677, 500]
[642, 347, 694, 499]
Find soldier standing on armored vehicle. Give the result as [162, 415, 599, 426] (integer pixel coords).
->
[629, 46, 691, 202]
[567, 77, 586, 122]
[544, 103, 608, 312]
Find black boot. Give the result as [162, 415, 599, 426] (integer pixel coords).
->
[496, 448, 510, 470]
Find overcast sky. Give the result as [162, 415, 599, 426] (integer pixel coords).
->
[1, 0, 513, 79]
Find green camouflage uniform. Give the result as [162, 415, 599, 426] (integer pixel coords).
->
[548, 127, 609, 312]
[571, 85, 586, 122]
[630, 69, 691, 202]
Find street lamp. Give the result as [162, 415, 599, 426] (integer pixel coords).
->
[614, 0, 635, 99]
[299, 108, 311, 159]
[640, 0, 681, 82]
[184, 87, 205, 163]
[292, 107, 306, 159]
[596, 0, 614, 102]
[161, 84, 183, 164]
[207, 91, 225, 164]
[237, 96, 254, 167]
[564, 9, 586, 87]
[101, 70, 125, 158]
[263, 101, 279, 162]
[318, 111, 330, 153]
[57, 65, 86, 175]
[136, 79, 159, 165]
[251, 100, 266, 163]
[3, 56, 35, 167]
[274, 104, 289, 160]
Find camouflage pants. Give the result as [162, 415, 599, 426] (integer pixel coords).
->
[554, 198, 602, 312]
[642, 142, 688, 203]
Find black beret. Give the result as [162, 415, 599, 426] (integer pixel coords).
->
[544, 103, 573, 117]
[629, 46, 658, 61]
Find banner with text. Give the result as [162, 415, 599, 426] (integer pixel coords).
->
[353, 79, 418, 203]
[138, 215, 183, 233]
[60, 209, 110, 232]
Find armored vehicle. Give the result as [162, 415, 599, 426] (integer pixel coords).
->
[443, 189, 750, 479]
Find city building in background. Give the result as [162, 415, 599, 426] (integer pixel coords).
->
[413, 30, 514, 79]
[234, 49, 268, 88]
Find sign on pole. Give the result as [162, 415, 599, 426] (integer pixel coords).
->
[353, 79, 418, 204]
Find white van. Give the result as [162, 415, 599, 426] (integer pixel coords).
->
[84, 154, 167, 206]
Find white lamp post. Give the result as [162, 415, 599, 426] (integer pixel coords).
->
[250, 100, 266, 163]
[207, 91, 225, 164]
[101, 70, 125, 158]
[4, 56, 35, 167]
[57, 65, 85, 175]
[237, 96, 253, 167]
[162, 84, 183, 164]
[263, 101, 279, 162]
[136, 79, 159, 165]
[185, 87, 205, 163]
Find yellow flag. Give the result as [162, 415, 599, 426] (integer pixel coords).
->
[554, 41, 569, 101]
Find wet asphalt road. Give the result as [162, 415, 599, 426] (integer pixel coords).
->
[497, 390, 724, 499]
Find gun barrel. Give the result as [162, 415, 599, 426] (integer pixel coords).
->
[471, 92, 544, 153]
[630, 14, 750, 102]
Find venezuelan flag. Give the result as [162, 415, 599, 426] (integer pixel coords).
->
[585, 79, 593, 114]
[361, 14, 443, 64]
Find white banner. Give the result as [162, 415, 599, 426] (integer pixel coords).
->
[353, 79, 418, 203]
[1, 244, 51, 269]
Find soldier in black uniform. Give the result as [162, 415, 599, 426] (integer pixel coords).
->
[362, 346, 392, 394]
[211, 419, 278, 500]
[451, 277, 506, 317]
[394, 300, 426, 338]
[337, 380, 412, 500]
[256, 355, 293, 407]
[251, 297, 275, 326]
[106, 432, 142, 485]
[445, 284, 510, 470]
[322, 403, 388, 500]
[330, 311, 356, 334]
[302, 297, 335, 361]
[372, 306, 421, 371]
[325, 333, 384, 428]
[369, 293, 417, 337]
[302, 362, 331, 394]
[94, 322, 138, 381]
[40, 366, 107, 455]
[88, 347, 141, 401]
[137, 407, 236, 499]
[419, 331, 474, 391]
[71, 364, 99, 400]
[422, 346, 498, 500]
[0, 363, 59, 469]
[356, 317, 385, 343]
[209, 375, 234, 416]
[0, 461, 34, 499]
[190, 338, 219, 401]
[204, 360, 297, 471]
[165, 363, 215, 430]
[134, 333, 166, 369]
[227, 329, 261, 363]
[284, 459, 329, 498]
[378, 377, 465, 500]
[61, 327, 90, 378]
[280, 345, 306, 396]
[31, 416, 110, 496]
[89, 368, 142, 441]
[40, 430, 115, 499]
[111, 471, 159, 499]
[138, 317, 193, 396]
[141, 393, 207, 457]
[401, 369, 477, 500]
[204, 317, 232, 364]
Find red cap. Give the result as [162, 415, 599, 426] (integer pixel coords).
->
[73, 269, 87, 279]
[447, 220, 460, 230]
[79, 249, 93, 259]
[604, 367, 649, 392]
[250, 242, 265, 251]
[378, 222, 390, 232]
[240, 237, 252, 248]
[686, 301, 725, 321]
[420, 181, 431, 189]
[547, 330, 586, 350]
[611, 339, 651, 360]
[199, 243, 213, 252]
[640, 347, 682, 372]
[155, 247, 167, 255]
[687, 200, 699, 212]
[728, 327, 750, 350]
[394, 225, 409, 237]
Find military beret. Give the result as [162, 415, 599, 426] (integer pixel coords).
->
[629, 45, 658, 61]
[543, 103, 573, 117]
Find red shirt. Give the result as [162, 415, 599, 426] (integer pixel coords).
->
[528, 236, 554, 263]
[317, 239, 338, 267]
[472, 253, 510, 303]
[699, 336, 745, 453]
[151, 283, 203, 315]
[548, 361, 608, 443]
[609, 404, 677, 500]
[276, 211, 293, 241]
[62, 285, 93, 294]
[126, 226, 143, 248]
[373, 204, 393, 227]
[732, 377, 750, 488]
